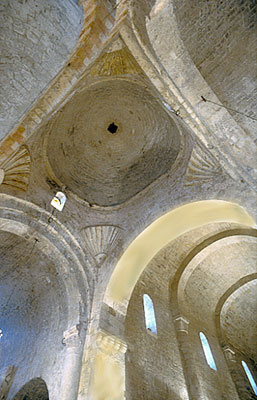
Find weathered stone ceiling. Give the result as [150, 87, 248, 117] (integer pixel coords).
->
[0, 230, 67, 368]
[0, 0, 83, 139]
[46, 78, 181, 206]
[220, 279, 257, 360]
[177, 236, 257, 332]
[173, 0, 257, 153]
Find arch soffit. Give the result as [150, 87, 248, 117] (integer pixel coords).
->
[169, 227, 257, 305]
[176, 234, 257, 327]
[215, 275, 257, 349]
[104, 200, 255, 310]
[144, 0, 256, 188]
[0, 194, 93, 325]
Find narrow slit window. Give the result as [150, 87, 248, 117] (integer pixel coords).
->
[143, 294, 157, 335]
[199, 332, 217, 371]
[242, 361, 257, 395]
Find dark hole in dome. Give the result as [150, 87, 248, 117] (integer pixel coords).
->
[107, 122, 118, 134]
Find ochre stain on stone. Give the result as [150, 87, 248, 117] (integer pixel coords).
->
[90, 47, 143, 76]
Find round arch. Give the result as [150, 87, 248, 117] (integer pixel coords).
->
[215, 275, 257, 354]
[12, 378, 49, 400]
[0, 193, 92, 327]
[87, 201, 255, 400]
[105, 200, 255, 308]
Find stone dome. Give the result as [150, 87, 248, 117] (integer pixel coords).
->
[46, 78, 181, 206]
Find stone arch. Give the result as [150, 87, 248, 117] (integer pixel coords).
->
[175, 235, 257, 328]
[171, 0, 257, 141]
[84, 201, 255, 400]
[12, 378, 49, 400]
[0, 194, 93, 399]
[139, 0, 257, 188]
[169, 227, 257, 311]
[104, 200, 255, 311]
[215, 274, 257, 350]
[0, 193, 93, 325]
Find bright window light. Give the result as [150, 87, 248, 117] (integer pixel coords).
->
[0, 329, 3, 338]
[199, 332, 217, 371]
[143, 294, 157, 335]
[51, 191, 66, 211]
[242, 361, 257, 395]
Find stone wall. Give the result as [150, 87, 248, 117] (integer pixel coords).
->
[145, 0, 257, 190]
[0, 231, 67, 399]
[0, 0, 83, 139]
[124, 223, 250, 400]
[125, 280, 188, 400]
[173, 0, 257, 153]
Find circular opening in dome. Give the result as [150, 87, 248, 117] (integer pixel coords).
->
[107, 122, 118, 134]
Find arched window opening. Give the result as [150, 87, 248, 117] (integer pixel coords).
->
[199, 332, 217, 371]
[143, 294, 157, 335]
[242, 361, 257, 396]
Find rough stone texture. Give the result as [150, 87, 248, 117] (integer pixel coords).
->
[0, 231, 67, 399]
[220, 280, 257, 361]
[0, 0, 83, 138]
[146, 0, 257, 189]
[0, 1, 256, 399]
[12, 378, 49, 400]
[125, 277, 188, 400]
[125, 223, 249, 400]
[172, 0, 257, 167]
[178, 236, 257, 328]
[46, 78, 181, 206]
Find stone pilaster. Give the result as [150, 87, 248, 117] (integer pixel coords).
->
[89, 329, 127, 400]
[223, 346, 237, 363]
[60, 325, 83, 400]
[174, 315, 201, 400]
[223, 346, 243, 399]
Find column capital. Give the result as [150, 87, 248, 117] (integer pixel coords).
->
[62, 325, 82, 348]
[174, 315, 189, 333]
[223, 346, 237, 362]
[95, 329, 127, 362]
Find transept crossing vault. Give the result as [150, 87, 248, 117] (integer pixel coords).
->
[0, 1, 256, 399]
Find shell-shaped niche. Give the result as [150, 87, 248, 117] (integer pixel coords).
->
[90, 44, 143, 77]
[0, 145, 31, 191]
[82, 225, 122, 265]
[185, 140, 223, 186]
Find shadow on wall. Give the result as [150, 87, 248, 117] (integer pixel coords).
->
[12, 378, 49, 400]
[126, 361, 183, 400]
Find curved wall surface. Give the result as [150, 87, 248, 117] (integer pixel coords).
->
[0, 0, 83, 139]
